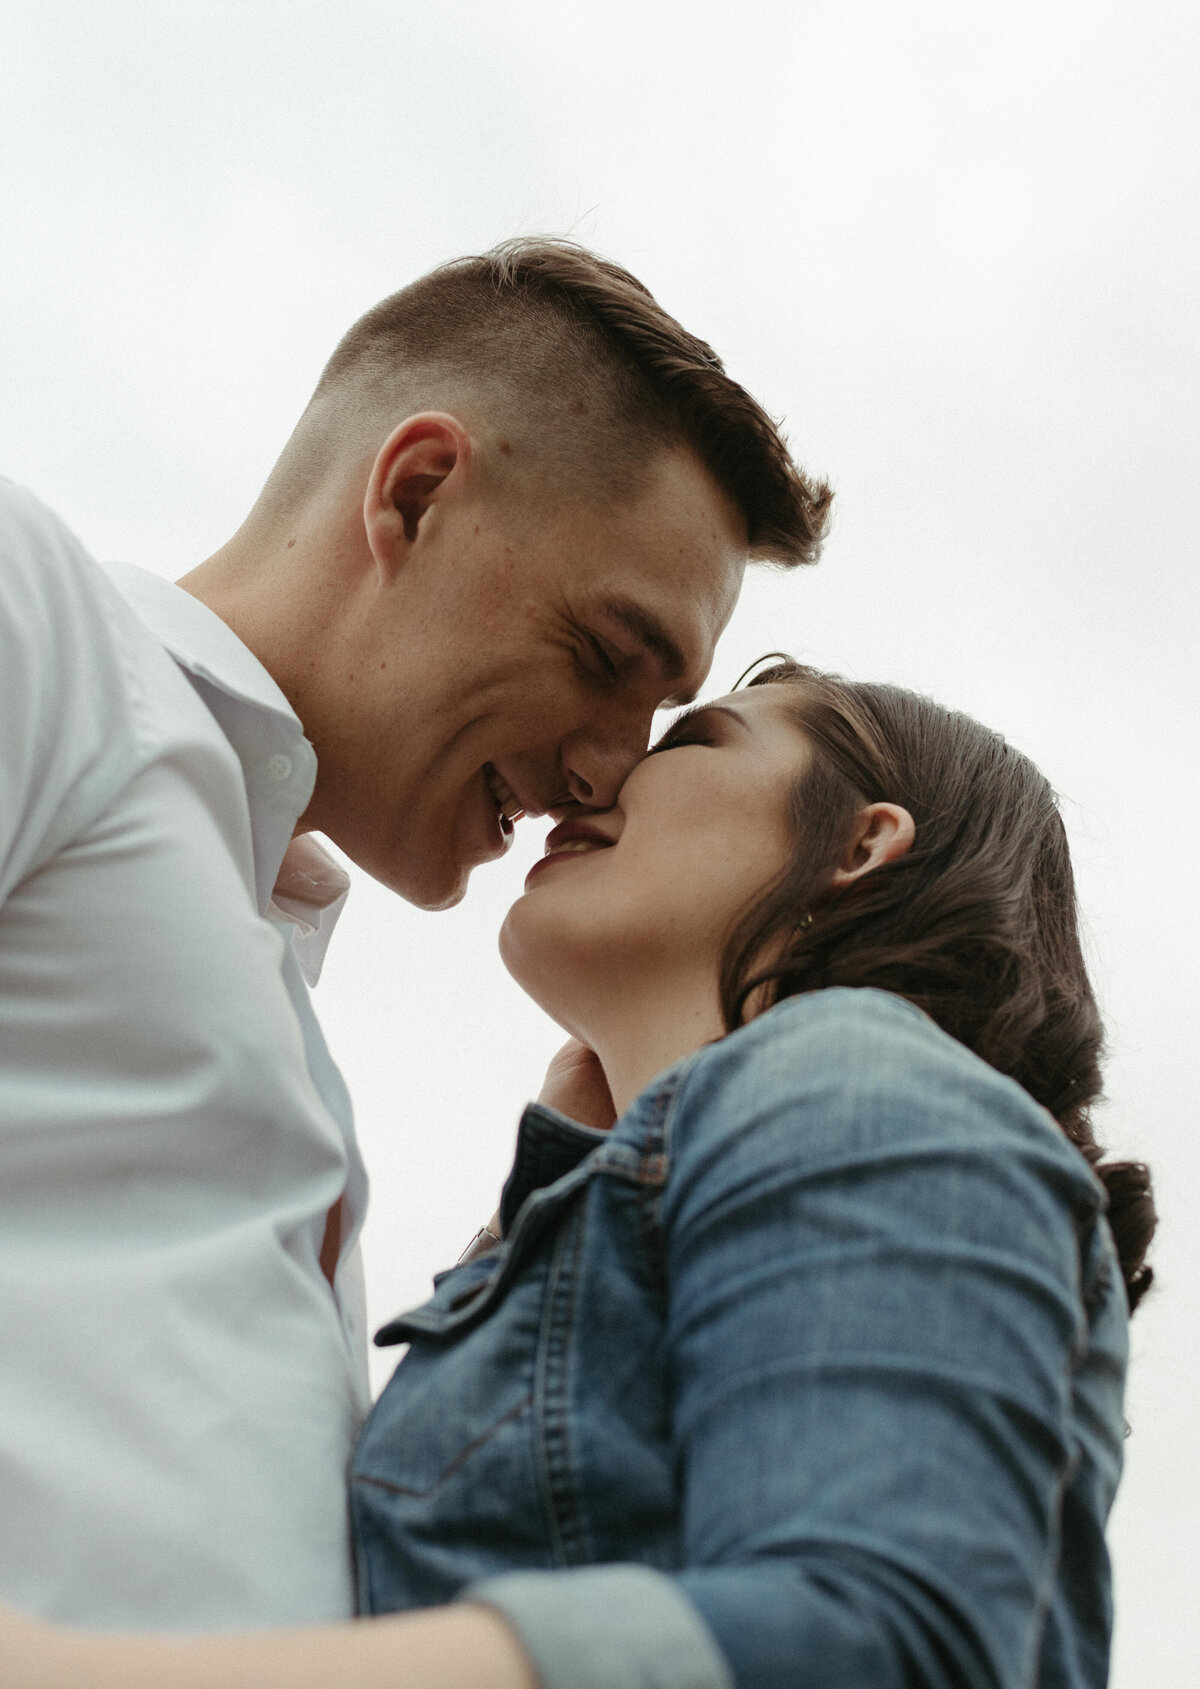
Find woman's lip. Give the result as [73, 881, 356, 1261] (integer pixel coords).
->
[542, 818, 616, 852]
[523, 841, 612, 890]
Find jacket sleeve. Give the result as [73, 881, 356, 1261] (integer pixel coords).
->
[468, 990, 1124, 1689]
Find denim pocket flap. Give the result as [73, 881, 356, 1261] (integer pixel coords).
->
[374, 1155, 600, 1346]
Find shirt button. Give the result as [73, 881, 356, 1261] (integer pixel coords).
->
[267, 753, 294, 782]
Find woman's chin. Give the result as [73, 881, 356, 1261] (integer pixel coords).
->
[498, 902, 604, 1034]
[497, 905, 564, 1016]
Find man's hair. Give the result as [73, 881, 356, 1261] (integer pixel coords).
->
[284, 238, 831, 564]
[718, 659, 1156, 1314]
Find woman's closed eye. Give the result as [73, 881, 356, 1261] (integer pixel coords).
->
[648, 707, 720, 754]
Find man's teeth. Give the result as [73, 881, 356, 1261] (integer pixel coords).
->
[545, 839, 603, 857]
[486, 766, 524, 821]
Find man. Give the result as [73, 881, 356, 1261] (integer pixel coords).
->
[0, 239, 830, 1629]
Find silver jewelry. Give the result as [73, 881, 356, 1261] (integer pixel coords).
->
[457, 1224, 502, 1266]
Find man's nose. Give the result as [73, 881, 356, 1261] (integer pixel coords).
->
[560, 715, 651, 810]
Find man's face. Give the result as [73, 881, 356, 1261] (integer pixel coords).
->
[301, 447, 747, 908]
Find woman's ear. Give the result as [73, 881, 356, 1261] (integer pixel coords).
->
[363, 413, 471, 575]
[828, 802, 915, 890]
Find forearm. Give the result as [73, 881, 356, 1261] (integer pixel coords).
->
[3, 1602, 537, 1689]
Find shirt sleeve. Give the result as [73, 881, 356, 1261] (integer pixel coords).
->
[0, 481, 139, 902]
[466, 990, 1123, 1689]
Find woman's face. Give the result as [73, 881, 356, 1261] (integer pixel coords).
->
[499, 684, 809, 1024]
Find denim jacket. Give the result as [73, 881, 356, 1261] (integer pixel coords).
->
[352, 988, 1128, 1689]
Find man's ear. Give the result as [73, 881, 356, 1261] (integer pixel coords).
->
[828, 802, 915, 890]
[363, 413, 471, 576]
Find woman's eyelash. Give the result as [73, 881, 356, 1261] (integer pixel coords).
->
[650, 717, 716, 753]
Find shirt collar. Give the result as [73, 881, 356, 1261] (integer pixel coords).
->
[102, 562, 349, 983]
[104, 559, 299, 720]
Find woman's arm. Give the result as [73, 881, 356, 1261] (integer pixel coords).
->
[652, 991, 1122, 1688]
[1, 1601, 536, 1689]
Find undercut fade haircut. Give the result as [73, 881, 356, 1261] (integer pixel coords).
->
[308, 238, 831, 565]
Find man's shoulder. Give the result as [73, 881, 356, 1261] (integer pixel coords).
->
[0, 477, 126, 640]
[1, 475, 94, 565]
[0, 480, 204, 859]
[0, 478, 198, 713]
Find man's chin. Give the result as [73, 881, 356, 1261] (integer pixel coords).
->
[411, 877, 469, 912]
[376, 859, 471, 911]
[345, 807, 506, 908]
[342, 838, 471, 910]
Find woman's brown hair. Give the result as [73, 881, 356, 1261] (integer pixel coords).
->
[720, 660, 1156, 1312]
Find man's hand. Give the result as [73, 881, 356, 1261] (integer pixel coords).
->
[537, 1038, 617, 1131]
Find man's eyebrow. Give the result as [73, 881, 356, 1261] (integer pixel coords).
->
[595, 594, 696, 705]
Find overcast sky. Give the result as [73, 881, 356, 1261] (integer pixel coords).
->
[2, 3, 1197, 1681]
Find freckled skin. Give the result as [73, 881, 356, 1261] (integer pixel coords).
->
[500, 686, 805, 1101]
[316, 449, 745, 906]
[184, 434, 746, 909]
[503, 685, 915, 1114]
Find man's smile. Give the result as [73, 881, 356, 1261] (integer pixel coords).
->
[484, 763, 525, 832]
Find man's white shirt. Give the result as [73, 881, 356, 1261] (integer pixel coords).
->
[0, 478, 370, 1627]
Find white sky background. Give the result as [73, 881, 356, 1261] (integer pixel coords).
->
[2, 1, 1197, 1680]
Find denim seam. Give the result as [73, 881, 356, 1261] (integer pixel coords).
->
[349, 1495, 375, 1616]
[635, 1071, 682, 1292]
[352, 1391, 534, 1500]
[1080, 1216, 1116, 1328]
[535, 1205, 591, 1565]
[1028, 1440, 1078, 1682]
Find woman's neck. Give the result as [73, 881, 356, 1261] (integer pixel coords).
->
[584, 972, 727, 1119]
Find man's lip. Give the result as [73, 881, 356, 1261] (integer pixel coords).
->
[485, 763, 552, 823]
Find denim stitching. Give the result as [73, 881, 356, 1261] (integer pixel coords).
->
[534, 1202, 591, 1565]
[636, 1074, 678, 1294]
[352, 1391, 534, 1500]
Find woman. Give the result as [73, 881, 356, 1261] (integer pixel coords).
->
[2, 662, 1155, 1689]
